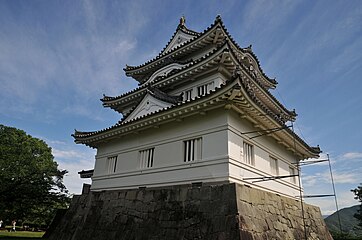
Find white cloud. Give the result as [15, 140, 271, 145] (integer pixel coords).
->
[0, 1, 140, 122]
[302, 175, 318, 187]
[52, 149, 88, 160]
[305, 191, 359, 216]
[51, 143, 95, 194]
[114, 39, 137, 54]
[58, 159, 93, 195]
[61, 104, 105, 122]
[304, 169, 360, 186]
[326, 171, 360, 184]
[241, 0, 301, 39]
[27, 135, 95, 194]
[341, 152, 362, 160]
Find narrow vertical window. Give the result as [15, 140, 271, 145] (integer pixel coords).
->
[289, 166, 297, 184]
[197, 84, 208, 97]
[184, 138, 202, 162]
[139, 148, 154, 169]
[243, 142, 254, 166]
[270, 156, 279, 175]
[184, 89, 193, 101]
[107, 156, 118, 173]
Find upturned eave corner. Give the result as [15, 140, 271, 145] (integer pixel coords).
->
[74, 74, 319, 161]
[122, 15, 277, 91]
[122, 15, 224, 80]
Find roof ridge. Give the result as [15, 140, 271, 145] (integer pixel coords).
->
[123, 15, 222, 73]
[212, 16, 276, 85]
[102, 42, 231, 105]
[73, 79, 235, 140]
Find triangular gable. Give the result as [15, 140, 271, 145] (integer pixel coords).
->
[124, 93, 173, 123]
[162, 30, 195, 54]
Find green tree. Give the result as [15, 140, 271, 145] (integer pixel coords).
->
[0, 124, 69, 226]
[352, 184, 362, 227]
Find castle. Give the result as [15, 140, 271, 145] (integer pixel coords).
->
[47, 16, 332, 240]
[73, 16, 320, 199]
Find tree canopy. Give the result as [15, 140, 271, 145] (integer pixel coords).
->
[0, 124, 69, 226]
[351, 184, 362, 227]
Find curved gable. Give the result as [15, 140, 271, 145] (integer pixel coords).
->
[142, 62, 188, 86]
[124, 93, 173, 123]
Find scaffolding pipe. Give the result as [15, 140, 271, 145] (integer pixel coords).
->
[328, 154, 342, 233]
[292, 122, 308, 240]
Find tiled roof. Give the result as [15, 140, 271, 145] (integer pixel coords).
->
[78, 169, 94, 178]
[148, 86, 183, 104]
[226, 44, 296, 120]
[101, 42, 232, 109]
[74, 79, 235, 140]
[123, 16, 226, 76]
[120, 86, 183, 122]
[159, 18, 201, 55]
[74, 76, 320, 156]
[124, 15, 276, 87]
[104, 41, 295, 120]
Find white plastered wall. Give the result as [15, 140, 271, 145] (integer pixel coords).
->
[226, 110, 301, 198]
[91, 107, 302, 198]
[169, 72, 227, 101]
[92, 109, 230, 191]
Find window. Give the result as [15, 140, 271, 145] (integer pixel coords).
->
[270, 156, 279, 175]
[107, 156, 118, 173]
[184, 138, 202, 162]
[139, 148, 154, 169]
[243, 142, 254, 166]
[289, 166, 297, 184]
[184, 89, 193, 101]
[197, 84, 208, 97]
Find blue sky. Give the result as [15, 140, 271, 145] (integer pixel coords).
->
[1, 0, 361, 215]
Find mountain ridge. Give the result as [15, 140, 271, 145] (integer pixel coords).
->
[325, 205, 362, 237]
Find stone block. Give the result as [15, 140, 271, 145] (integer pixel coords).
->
[46, 183, 332, 240]
[125, 190, 137, 200]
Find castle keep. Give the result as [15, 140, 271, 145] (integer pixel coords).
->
[47, 16, 331, 239]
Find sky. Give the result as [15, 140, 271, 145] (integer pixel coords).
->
[1, 0, 361, 216]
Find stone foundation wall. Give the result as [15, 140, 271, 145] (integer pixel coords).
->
[235, 184, 331, 239]
[46, 183, 332, 240]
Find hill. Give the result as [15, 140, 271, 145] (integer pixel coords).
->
[325, 205, 362, 237]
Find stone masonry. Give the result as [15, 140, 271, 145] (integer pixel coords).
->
[45, 183, 332, 240]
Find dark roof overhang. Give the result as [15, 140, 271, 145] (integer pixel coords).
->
[74, 76, 320, 159]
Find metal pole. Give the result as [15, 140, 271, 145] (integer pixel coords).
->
[327, 154, 342, 233]
[292, 122, 308, 240]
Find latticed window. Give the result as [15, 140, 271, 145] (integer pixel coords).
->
[270, 156, 279, 175]
[243, 142, 254, 166]
[107, 156, 118, 173]
[197, 84, 208, 97]
[139, 148, 154, 169]
[184, 138, 202, 162]
[289, 166, 297, 184]
[184, 89, 193, 101]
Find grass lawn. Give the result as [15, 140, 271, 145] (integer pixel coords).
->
[0, 230, 44, 239]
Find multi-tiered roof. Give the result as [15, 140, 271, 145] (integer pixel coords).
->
[73, 16, 320, 159]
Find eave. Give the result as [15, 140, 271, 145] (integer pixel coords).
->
[103, 41, 296, 122]
[226, 46, 296, 122]
[74, 77, 320, 159]
[124, 15, 277, 90]
[102, 42, 237, 114]
[123, 17, 227, 82]
[228, 76, 320, 159]
[159, 20, 201, 55]
[74, 81, 235, 147]
[78, 169, 94, 179]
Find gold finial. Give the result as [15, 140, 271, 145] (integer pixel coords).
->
[180, 15, 186, 26]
